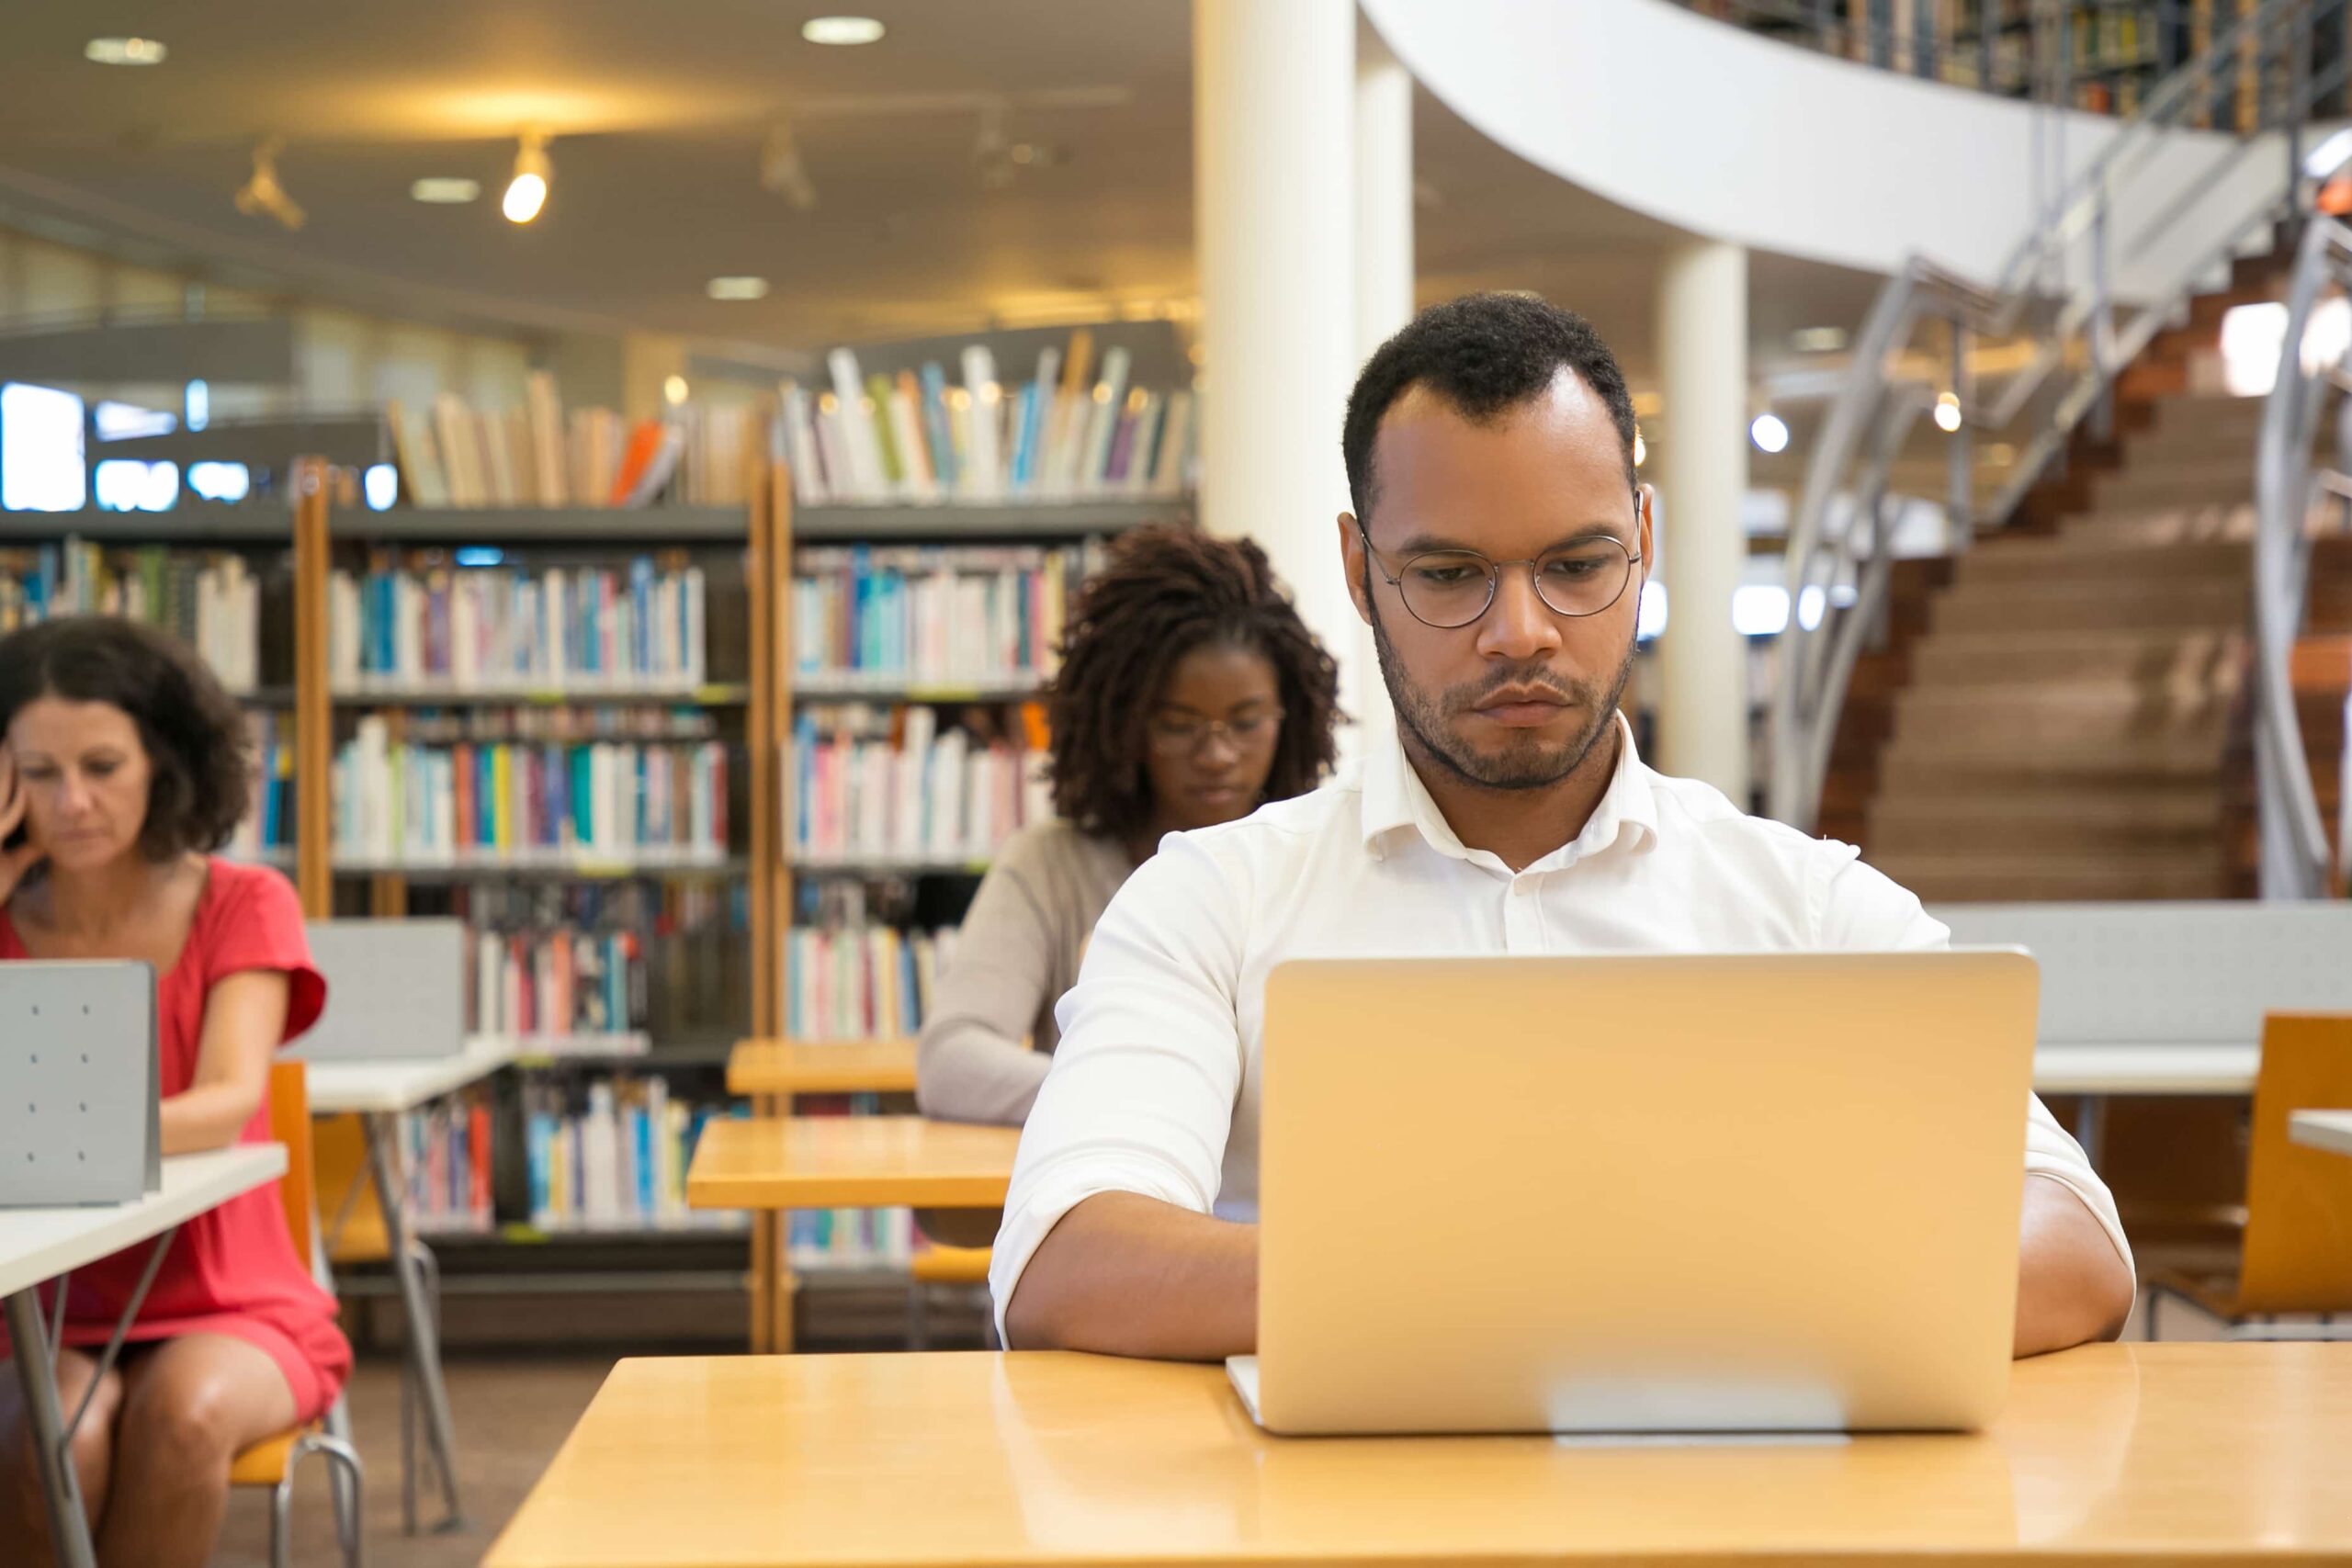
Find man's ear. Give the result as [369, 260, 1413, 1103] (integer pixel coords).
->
[1634, 484, 1656, 592]
[1338, 512, 1374, 626]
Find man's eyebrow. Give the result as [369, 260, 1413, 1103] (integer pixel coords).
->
[1388, 522, 1633, 556]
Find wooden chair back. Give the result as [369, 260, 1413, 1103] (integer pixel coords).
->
[2237, 1013, 2352, 1314]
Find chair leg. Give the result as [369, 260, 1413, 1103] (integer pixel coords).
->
[285, 1432, 368, 1568]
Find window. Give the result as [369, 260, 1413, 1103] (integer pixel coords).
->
[1, 382, 88, 512]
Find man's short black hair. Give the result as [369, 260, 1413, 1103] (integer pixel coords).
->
[1342, 291, 1639, 521]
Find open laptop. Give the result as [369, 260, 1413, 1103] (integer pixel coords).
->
[1229, 949, 2039, 1437]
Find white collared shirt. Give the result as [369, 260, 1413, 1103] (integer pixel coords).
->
[989, 715, 2131, 1338]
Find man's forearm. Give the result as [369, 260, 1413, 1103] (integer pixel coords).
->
[2013, 1173, 2134, 1358]
[1002, 1191, 1258, 1360]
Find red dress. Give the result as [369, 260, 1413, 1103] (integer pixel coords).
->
[0, 859, 353, 1423]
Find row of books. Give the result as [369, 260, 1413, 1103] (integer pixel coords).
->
[334, 716, 729, 863]
[397, 703, 721, 746]
[0, 542, 266, 691]
[328, 558, 708, 692]
[523, 1076, 741, 1233]
[398, 1088, 497, 1235]
[386, 376, 765, 510]
[474, 926, 645, 1043]
[784, 922, 959, 1043]
[780, 331, 1193, 505]
[790, 703, 1051, 863]
[228, 711, 296, 860]
[447, 879, 751, 1049]
[791, 543, 1090, 688]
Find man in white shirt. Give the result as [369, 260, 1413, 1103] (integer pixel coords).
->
[992, 293, 2136, 1361]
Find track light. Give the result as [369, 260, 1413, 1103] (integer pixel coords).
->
[503, 131, 551, 224]
[233, 137, 305, 230]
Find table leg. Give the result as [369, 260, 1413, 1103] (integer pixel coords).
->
[4, 1288, 96, 1568]
[303, 1187, 361, 1545]
[2073, 1095, 2109, 1169]
[360, 1110, 468, 1533]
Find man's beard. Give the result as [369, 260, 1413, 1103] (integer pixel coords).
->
[1369, 597, 1636, 793]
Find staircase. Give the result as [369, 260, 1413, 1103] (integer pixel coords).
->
[1830, 367, 2352, 901]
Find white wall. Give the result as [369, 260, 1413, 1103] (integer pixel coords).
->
[1363, 0, 2290, 297]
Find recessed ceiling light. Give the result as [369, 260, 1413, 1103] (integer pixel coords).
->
[411, 177, 481, 204]
[707, 276, 771, 301]
[85, 37, 167, 65]
[663, 375, 691, 406]
[1749, 412, 1790, 454]
[1791, 325, 1849, 354]
[802, 16, 886, 45]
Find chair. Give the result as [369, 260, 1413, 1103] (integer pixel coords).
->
[2143, 1013, 2352, 1339]
[231, 1059, 367, 1568]
[906, 1245, 994, 1350]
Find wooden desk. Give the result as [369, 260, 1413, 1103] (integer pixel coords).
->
[727, 1038, 917, 1097]
[487, 1343, 2352, 1567]
[2291, 1109, 2352, 1158]
[1, 1146, 287, 1568]
[687, 1115, 1018, 1212]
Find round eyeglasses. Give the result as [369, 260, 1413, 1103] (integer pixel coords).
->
[1358, 523, 1643, 629]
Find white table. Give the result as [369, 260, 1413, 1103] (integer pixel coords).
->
[302, 1033, 513, 1535]
[0, 1145, 286, 1568]
[2031, 1043, 2260, 1167]
[2290, 1110, 2352, 1158]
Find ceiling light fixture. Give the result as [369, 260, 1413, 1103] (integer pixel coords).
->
[707, 276, 771, 301]
[802, 16, 886, 45]
[663, 375, 691, 406]
[1749, 412, 1790, 454]
[1791, 325, 1849, 354]
[503, 131, 551, 224]
[411, 177, 481, 204]
[233, 137, 305, 231]
[85, 37, 167, 65]
[1934, 390, 1964, 433]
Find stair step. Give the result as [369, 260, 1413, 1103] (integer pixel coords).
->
[1893, 682, 2237, 728]
[1907, 629, 2245, 686]
[1932, 580, 2248, 634]
[1866, 807, 2217, 855]
[1868, 852, 2232, 903]
[1952, 537, 2251, 584]
[2057, 505, 2256, 545]
[2090, 470, 2256, 510]
[1879, 733, 2226, 783]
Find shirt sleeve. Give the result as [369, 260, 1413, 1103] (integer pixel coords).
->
[914, 855, 1056, 1125]
[989, 830, 1250, 1343]
[202, 864, 327, 1046]
[1810, 842, 2134, 1276]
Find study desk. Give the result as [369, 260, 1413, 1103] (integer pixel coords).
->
[1, 1145, 286, 1568]
[2030, 1043, 2260, 1165]
[726, 1038, 918, 1097]
[486, 1342, 2352, 1568]
[2291, 1109, 2352, 1158]
[687, 1114, 1019, 1211]
[304, 1032, 514, 1533]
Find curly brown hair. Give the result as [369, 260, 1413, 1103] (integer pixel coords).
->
[0, 615, 254, 860]
[1045, 525, 1340, 842]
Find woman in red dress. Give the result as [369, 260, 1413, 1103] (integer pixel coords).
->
[0, 615, 351, 1567]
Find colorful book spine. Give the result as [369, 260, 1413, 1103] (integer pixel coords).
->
[328, 558, 706, 692]
[523, 1076, 743, 1233]
[788, 702, 1051, 864]
[401, 1088, 497, 1235]
[0, 540, 263, 691]
[782, 924, 958, 1042]
[789, 543, 1095, 687]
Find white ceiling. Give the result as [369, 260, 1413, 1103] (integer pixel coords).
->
[0, 0, 1886, 385]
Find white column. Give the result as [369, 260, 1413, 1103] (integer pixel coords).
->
[1193, 0, 1364, 726]
[1348, 30, 1414, 744]
[1654, 240, 1752, 803]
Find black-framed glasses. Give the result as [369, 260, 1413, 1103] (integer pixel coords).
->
[1146, 707, 1284, 758]
[1358, 521, 1643, 629]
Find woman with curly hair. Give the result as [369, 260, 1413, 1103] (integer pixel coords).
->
[0, 616, 348, 1568]
[917, 524, 1340, 1127]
